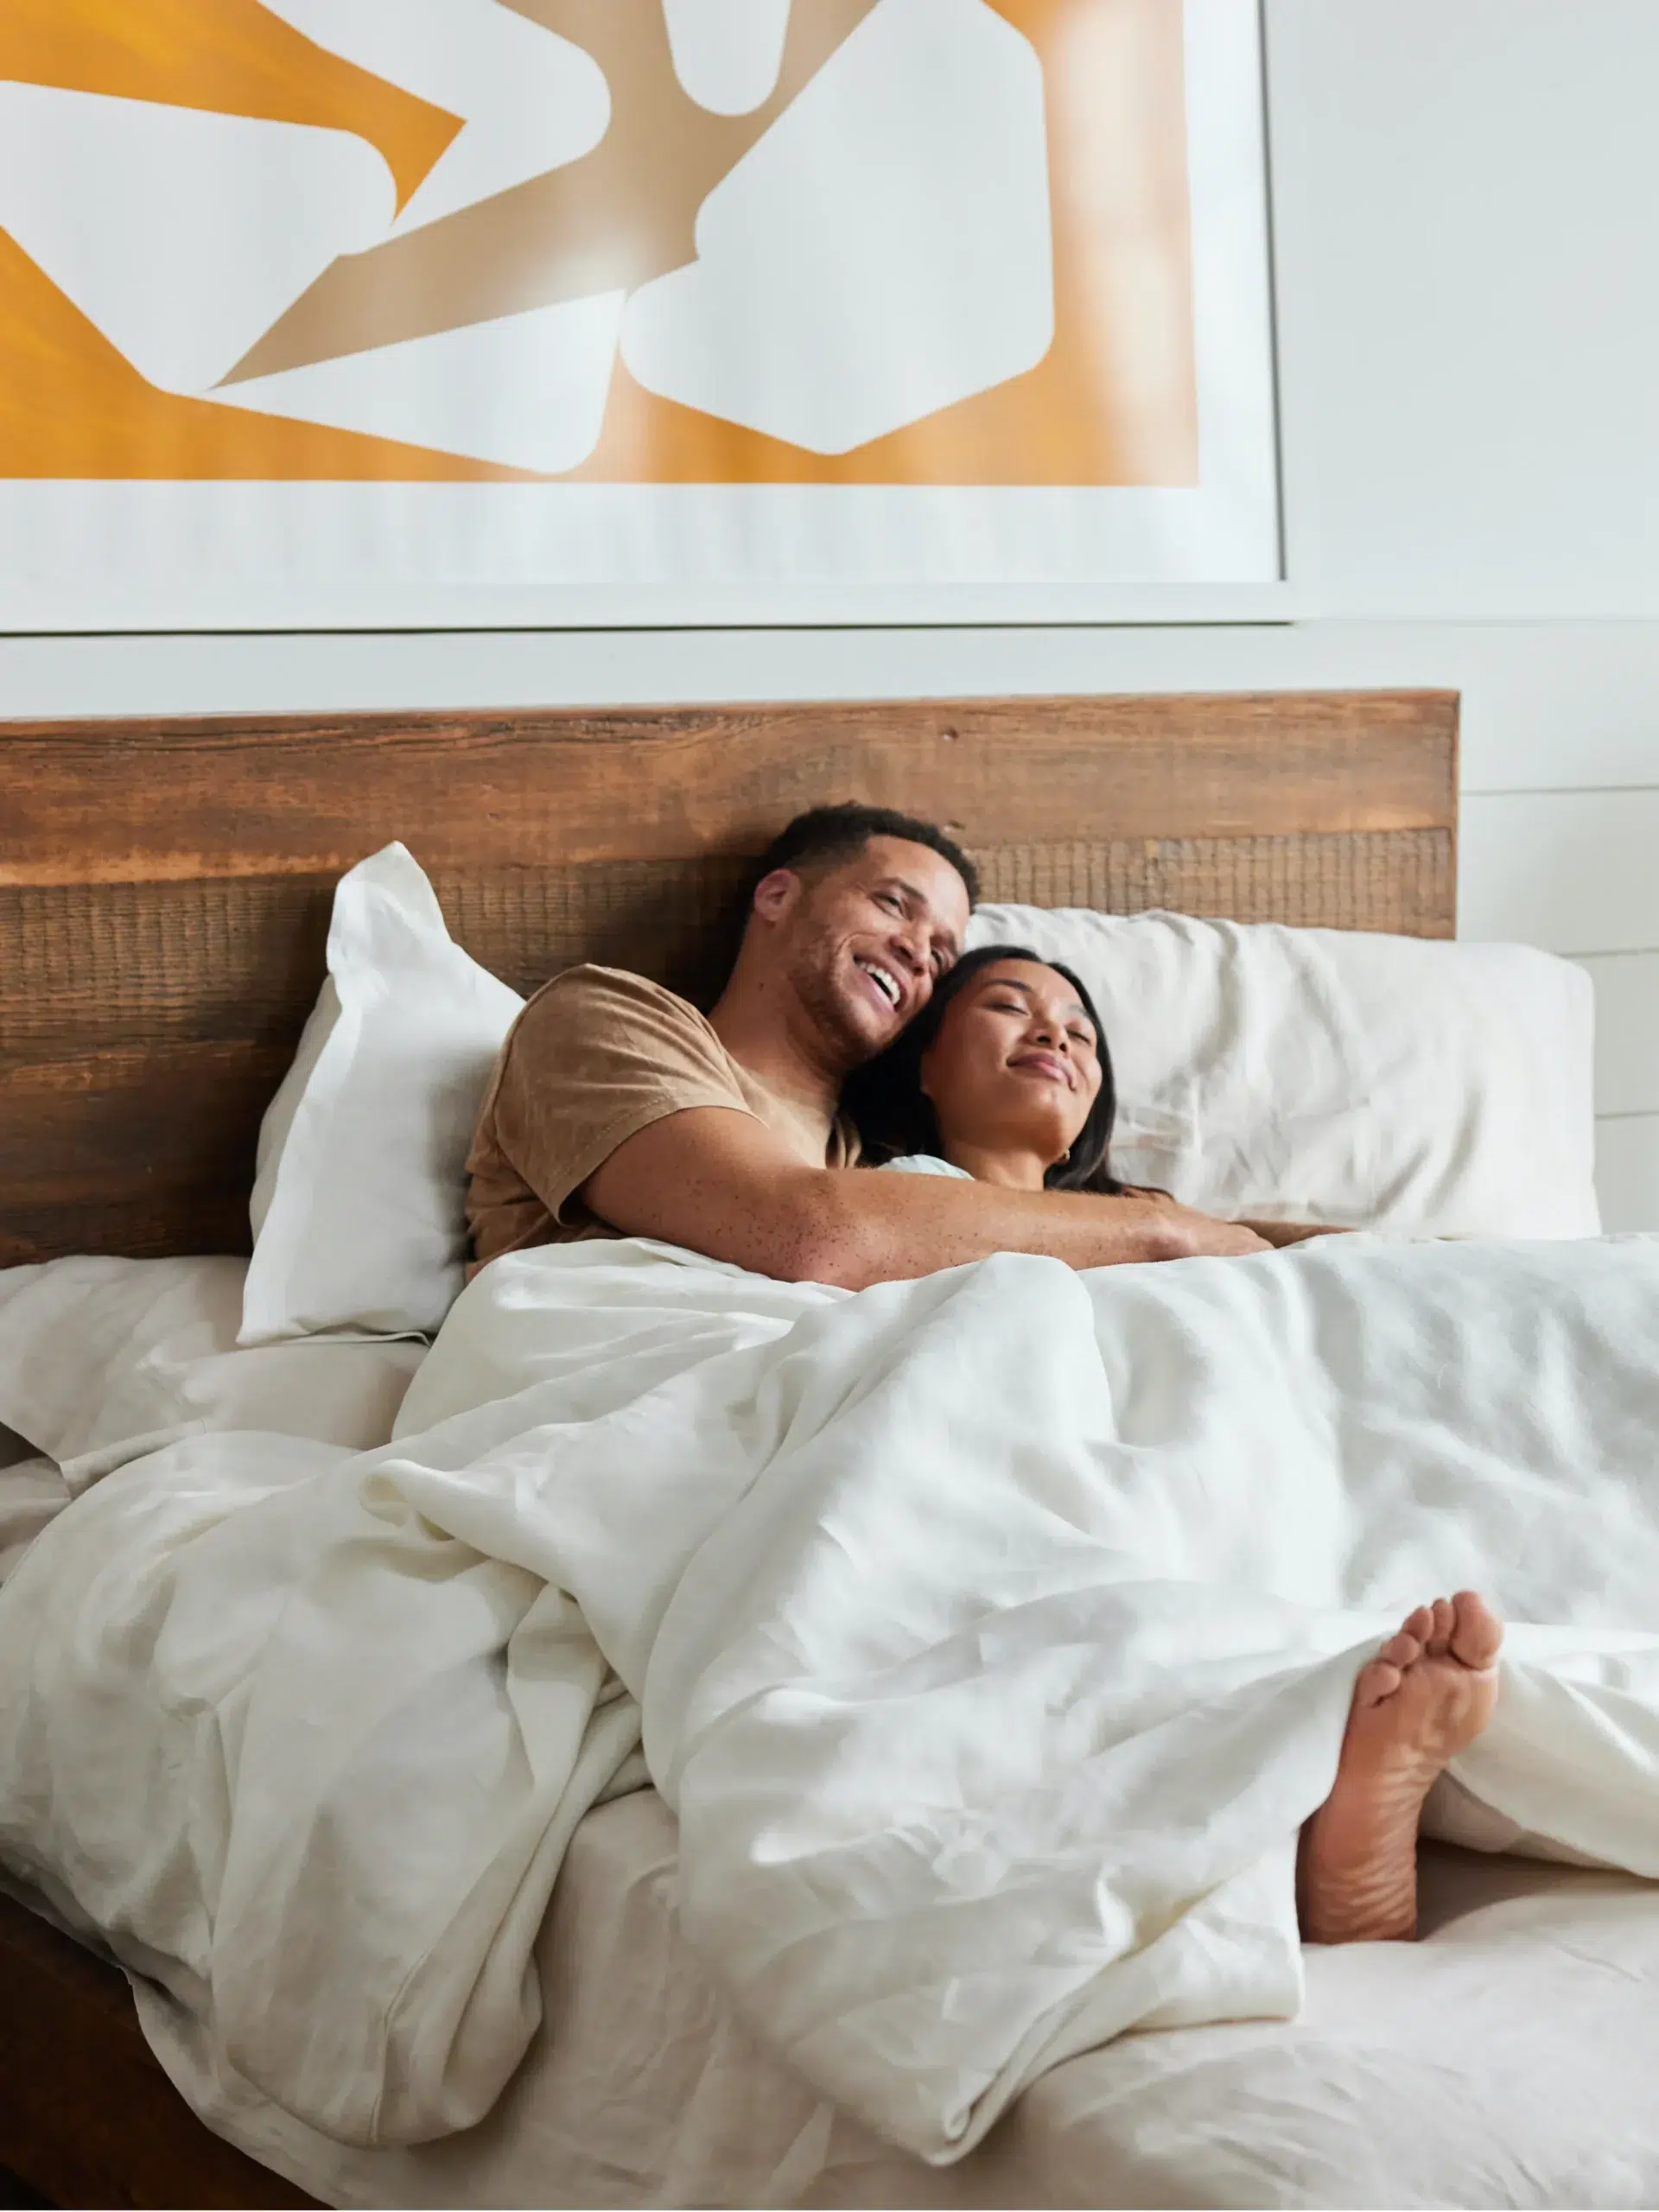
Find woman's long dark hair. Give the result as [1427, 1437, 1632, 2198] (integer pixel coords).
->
[844, 944, 1125, 1194]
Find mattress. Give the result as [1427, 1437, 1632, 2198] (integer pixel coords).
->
[163, 1789, 1659, 2211]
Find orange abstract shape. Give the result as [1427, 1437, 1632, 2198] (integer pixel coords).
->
[0, 229, 530, 480]
[0, 0, 461, 211]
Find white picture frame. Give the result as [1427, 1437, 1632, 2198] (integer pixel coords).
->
[0, 0, 1285, 632]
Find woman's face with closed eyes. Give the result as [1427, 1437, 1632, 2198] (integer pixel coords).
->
[918, 958, 1103, 1176]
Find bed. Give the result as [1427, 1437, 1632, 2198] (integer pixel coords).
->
[5, 687, 1655, 2211]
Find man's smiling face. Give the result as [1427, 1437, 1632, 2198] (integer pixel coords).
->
[772, 834, 972, 1064]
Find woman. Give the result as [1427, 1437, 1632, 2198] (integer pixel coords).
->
[848, 943, 1504, 1946]
[852, 943, 1355, 1243]
[845, 942, 1128, 1197]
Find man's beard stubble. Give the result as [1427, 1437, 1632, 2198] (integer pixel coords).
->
[787, 929, 887, 1072]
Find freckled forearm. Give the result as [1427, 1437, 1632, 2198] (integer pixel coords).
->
[581, 1109, 1259, 1289]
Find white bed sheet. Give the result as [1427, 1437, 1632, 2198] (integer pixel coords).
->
[12, 1236, 1659, 2202]
[0, 1446, 69, 1585]
[12, 1234, 1659, 2170]
[167, 1788, 1659, 2211]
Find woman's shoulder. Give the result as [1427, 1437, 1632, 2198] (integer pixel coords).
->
[875, 1154, 974, 1179]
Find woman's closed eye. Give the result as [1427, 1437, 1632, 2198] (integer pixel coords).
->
[989, 994, 1095, 1049]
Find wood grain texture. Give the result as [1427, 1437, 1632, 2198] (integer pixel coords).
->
[0, 1046, 283, 1262]
[0, 692, 1458, 1268]
[0, 691, 1458, 881]
[974, 829, 1454, 935]
[0, 1890, 315, 2209]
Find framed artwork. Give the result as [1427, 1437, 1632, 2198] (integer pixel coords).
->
[0, 0, 1282, 629]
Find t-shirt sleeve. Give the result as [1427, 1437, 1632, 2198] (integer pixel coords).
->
[481, 966, 753, 1228]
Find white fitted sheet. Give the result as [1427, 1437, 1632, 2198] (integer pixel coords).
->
[175, 1789, 1659, 2211]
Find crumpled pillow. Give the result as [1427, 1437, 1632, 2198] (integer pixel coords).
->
[241, 842, 524, 1342]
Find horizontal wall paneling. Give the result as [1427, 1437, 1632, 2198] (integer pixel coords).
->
[1595, 1113, 1659, 1233]
[1459, 790, 1659, 951]
[1578, 953, 1659, 1117]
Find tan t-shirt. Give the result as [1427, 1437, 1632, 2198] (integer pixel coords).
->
[466, 963, 861, 1268]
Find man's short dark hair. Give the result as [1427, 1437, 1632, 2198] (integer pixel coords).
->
[752, 803, 979, 907]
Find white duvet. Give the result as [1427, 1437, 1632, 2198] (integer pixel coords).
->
[4, 1232, 1659, 2164]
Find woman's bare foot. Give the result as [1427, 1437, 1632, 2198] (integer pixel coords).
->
[1298, 1591, 1503, 1944]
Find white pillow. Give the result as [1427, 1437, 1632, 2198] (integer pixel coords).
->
[242, 843, 524, 1342]
[0, 1255, 425, 1494]
[965, 907, 1599, 1239]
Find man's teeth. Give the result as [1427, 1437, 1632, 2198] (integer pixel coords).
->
[856, 959, 901, 1007]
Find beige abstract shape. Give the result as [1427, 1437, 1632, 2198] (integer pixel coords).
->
[215, 288, 627, 470]
[223, 0, 875, 383]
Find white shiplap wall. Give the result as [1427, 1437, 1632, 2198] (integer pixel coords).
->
[4, 0, 1659, 1218]
[1262, 0, 1659, 1225]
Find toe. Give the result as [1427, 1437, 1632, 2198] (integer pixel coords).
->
[1400, 1603, 1435, 1643]
[1379, 1630, 1423, 1669]
[1355, 1658, 1403, 1707]
[1425, 1596, 1456, 1656]
[1449, 1589, 1504, 1670]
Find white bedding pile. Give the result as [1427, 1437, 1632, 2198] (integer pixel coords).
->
[4, 1233, 1659, 2164]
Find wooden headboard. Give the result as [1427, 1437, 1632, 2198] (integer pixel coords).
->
[0, 690, 1458, 1268]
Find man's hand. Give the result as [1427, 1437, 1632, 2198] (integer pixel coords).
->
[1116, 1187, 1272, 1259]
[1167, 1211, 1274, 1257]
[1233, 1218, 1349, 1249]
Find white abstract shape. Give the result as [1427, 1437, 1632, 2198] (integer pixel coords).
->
[663, 0, 791, 115]
[620, 0, 1052, 454]
[0, 84, 393, 395]
[257, 0, 611, 233]
[210, 290, 626, 473]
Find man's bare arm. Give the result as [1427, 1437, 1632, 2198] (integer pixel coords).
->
[582, 1108, 1269, 1288]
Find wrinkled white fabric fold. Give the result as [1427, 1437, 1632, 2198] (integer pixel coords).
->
[3, 1232, 1659, 2161]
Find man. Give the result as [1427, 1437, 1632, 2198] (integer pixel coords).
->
[466, 803, 1268, 1285]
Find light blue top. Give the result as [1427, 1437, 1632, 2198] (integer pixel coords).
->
[878, 1154, 973, 1179]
